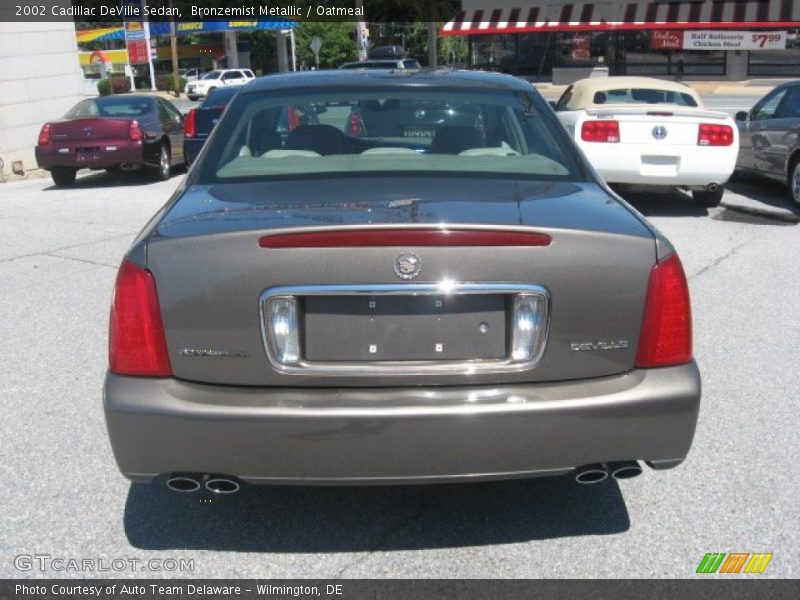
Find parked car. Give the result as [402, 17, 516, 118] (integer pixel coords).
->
[179, 67, 203, 82]
[554, 76, 738, 207]
[735, 80, 800, 207]
[183, 86, 240, 165]
[35, 95, 185, 186]
[339, 59, 421, 70]
[105, 70, 700, 494]
[186, 69, 255, 101]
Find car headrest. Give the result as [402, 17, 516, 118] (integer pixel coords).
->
[286, 124, 345, 155]
[252, 130, 282, 157]
[430, 126, 485, 155]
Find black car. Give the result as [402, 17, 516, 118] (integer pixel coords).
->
[183, 86, 240, 165]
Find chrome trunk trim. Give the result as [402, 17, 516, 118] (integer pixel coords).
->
[259, 282, 550, 376]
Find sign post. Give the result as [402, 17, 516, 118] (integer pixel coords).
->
[310, 36, 322, 70]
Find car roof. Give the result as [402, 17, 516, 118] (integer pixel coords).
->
[245, 69, 533, 94]
[565, 76, 702, 109]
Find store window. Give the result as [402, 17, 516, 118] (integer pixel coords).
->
[748, 30, 800, 76]
[470, 35, 516, 72]
[621, 31, 725, 77]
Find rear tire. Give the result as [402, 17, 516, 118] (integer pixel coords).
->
[693, 188, 723, 208]
[789, 158, 800, 207]
[150, 145, 171, 181]
[51, 167, 76, 187]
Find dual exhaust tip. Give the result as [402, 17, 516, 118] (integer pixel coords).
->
[574, 460, 643, 485]
[166, 474, 240, 494]
[168, 462, 643, 491]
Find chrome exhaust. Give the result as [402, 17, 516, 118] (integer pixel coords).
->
[707, 182, 720, 193]
[574, 464, 609, 484]
[608, 460, 643, 480]
[205, 477, 240, 494]
[166, 475, 201, 493]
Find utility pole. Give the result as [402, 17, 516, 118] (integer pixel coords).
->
[428, 3, 438, 68]
[168, 0, 180, 97]
[276, 30, 289, 72]
[355, 0, 367, 60]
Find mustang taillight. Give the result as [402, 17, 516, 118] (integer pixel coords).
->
[259, 229, 552, 248]
[38, 123, 51, 145]
[184, 109, 197, 138]
[635, 253, 692, 368]
[581, 120, 620, 143]
[109, 260, 172, 377]
[129, 120, 143, 142]
[698, 123, 733, 147]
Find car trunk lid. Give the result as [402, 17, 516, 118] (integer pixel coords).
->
[48, 117, 132, 143]
[147, 178, 657, 387]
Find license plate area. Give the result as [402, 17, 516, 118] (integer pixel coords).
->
[404, 126, 436, 139]
[76, 147, 101, 162]
[259, 283, 550, 376]
[304, 295, 506, 361]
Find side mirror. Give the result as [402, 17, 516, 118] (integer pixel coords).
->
[548, 100, 557, 110]
[735, 111, 749, 122]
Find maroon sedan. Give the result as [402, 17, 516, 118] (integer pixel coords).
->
[36, 95, 185, 187]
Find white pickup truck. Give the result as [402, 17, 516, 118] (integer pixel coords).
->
[553, 76, 739, 207]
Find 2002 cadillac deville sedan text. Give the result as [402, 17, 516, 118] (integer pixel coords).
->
[104, 70, 700, 494]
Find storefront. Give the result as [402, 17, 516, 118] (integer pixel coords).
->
[442, 0, 800, 81]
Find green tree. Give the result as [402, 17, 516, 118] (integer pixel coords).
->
[294, 22, 358, 69]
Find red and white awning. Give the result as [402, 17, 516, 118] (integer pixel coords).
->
[441, 1, 800, 35]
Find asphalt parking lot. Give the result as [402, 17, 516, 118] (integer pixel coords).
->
[1, 169, 798, 578]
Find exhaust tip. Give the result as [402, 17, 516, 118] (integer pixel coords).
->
[166, 475, 201, 493]
[708, 182, 720, 192]
[205, 477, 240, 495]
[574, 464, 609, 485]
[609, 461, 643, 480]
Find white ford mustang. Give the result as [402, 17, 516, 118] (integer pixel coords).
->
[554, 76, 738, 207]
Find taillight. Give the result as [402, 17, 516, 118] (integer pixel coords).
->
[581, 120, 620, 143]
[698, 123, 733, 146]
[286, 105, 300, 132]
[635, 253, 692, 368]
[259, 228, 552, 248]
[38, 123, 51, 145]
[347, 112, 365, 137]
[129, 120, 143, 142]
[109, 260, 172, 377]
[184, 109, 196, 138]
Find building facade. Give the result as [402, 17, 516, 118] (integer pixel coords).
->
[442, 0, 800, 81]
[0, 22, 85, 177]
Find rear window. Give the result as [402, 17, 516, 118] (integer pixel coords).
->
[65, 97, 152, 118]
[194, 87, 585, 184]
[593, 88, 698, 107]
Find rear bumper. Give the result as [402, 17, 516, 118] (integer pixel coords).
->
[580, 142, 736, 187]
[104, 362, 701, 485]
[36, 140, 144, 170]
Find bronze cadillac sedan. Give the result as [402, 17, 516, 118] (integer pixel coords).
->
[104, 70, 700, 494]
